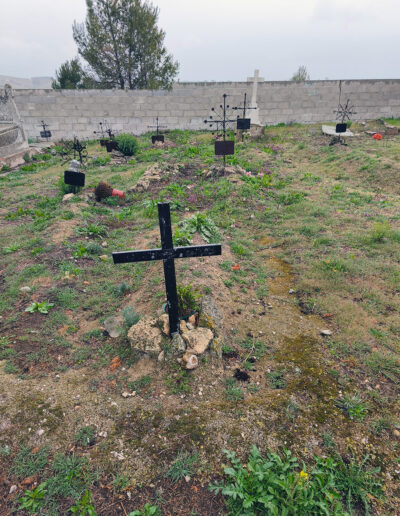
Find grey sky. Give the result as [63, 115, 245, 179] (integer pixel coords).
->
[1, 0, 399, 81]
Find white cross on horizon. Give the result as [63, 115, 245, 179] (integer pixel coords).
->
[246, 69, 264, 126]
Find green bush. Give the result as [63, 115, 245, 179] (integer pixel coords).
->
[116, 133, 139, 156]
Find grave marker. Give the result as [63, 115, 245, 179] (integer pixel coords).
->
[247, 69, 264, 126]
[232, 92, 257, 131]
[332, 81, 356, 145]
[39, 120, 51, 140]
[64, 159, 85, 192]
[112, 203, 221, 335]
[148, 117, 167, 143]
[204, 93, 236, 166]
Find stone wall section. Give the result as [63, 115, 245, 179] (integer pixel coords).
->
[13, 79, 400, 140]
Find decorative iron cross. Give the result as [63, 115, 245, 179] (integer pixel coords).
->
[204, 94, 237, 165]
[148, 117, 167, 143]
[112, 203, 222, 335]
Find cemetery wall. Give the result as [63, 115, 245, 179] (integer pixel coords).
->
[13, 79, 400, 140]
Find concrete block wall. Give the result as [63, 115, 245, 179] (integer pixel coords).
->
[12, 79, 400, 140]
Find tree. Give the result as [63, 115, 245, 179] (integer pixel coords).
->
[52, 58, 95, 89]
[72, 0, 179, 90]
[291, 65, 310, 82]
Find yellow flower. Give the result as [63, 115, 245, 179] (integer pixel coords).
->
[299, 470, 308, 480]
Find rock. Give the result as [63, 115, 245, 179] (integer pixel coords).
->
[188, 314, 196, 325]
[158, 350, 165, 362]
[9, 485, 17, 494]
[158, 314, 170, 336]
[200, 295, 223, 338]
[127, 317, 163, 356]
[320, 329, 333, 336]
[180, 320, 188, 333]
[101, 241, 108, 248]
[104, 316, 124, 338]
[182, 353, 198, 370]
[171, 332, 186, 353]
[393, 429, 400, 438]
[62, 193, 75, 202]
[51, 149, 57, 156]
[289, 289, 295, 294]
[99, 255, 108, 261]
[20, 286, 31, 293]
[187, 323, 195, 330]
[121, 391, 132, 398]
[182, 327, 213, 355]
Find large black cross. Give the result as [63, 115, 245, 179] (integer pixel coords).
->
[112, 203, 221, 335]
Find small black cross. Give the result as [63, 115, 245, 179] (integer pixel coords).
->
[112, 203, 222, 335]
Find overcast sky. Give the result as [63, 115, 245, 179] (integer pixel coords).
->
[1, 0, 399, 81]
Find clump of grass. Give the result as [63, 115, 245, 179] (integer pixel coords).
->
[166, 451, 198, 483]
[336, 394, 368, 421]
[74, 425, 97, 447]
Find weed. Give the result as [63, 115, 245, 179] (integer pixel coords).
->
[176, 283, 201, 317]
[369, 221, 391, 243]
[127, 375, 151, 393]
[122, 306, 140, 327]
[129, 504, 161, 516]
[25, 301, 54, 314]
[224, 378, 244, 401]
[114, 281, 131, 297]
[69, 489, 97, 515]
[12, 446, 49, 478]
[166, 451, 198, 483]
[75, 425, 97, 447]
[210, 446, 344, 515]
[336, 394, 368, 421]
[266, 370, 287, 389]
[178, 213, 220, 243]
[165, 367, 192, 394]
[75, 222, 107, 238]
[18, 482, 47, 514]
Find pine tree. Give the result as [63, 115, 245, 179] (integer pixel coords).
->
[72, 0, 178, 90]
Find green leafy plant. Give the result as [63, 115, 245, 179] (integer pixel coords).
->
[114, 281, 131, 297]
[210, 446, 344, 515]
[18, 482, 47, 514]
[25, 301, 54, 314]
[266, 370, 287, 389]
[12, 446, 49, 478]
[122, 306, 140, 327]
[178, 213, 220, 243]
[176, 283, 201, 317]
[127, 375, 151, 393]
[166, 451, 198, 483]
[336, 394, 368, 421]
[224, 378, 244, 401]
[116, 133, 139, 156]
[75, 222, 108, 238]
[129, 504, 161, 516]
[2, 242, 20, 254]
[75, 425, 97, 447]
[69, 490, 97, 515]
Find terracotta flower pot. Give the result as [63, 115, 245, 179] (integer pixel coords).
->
[112, 189, 125, 199]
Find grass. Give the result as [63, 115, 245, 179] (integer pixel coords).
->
[0, 126, 399, 514]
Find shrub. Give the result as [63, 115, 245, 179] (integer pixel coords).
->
[116, 133, 139, 156]
[176, 283, 201, 317]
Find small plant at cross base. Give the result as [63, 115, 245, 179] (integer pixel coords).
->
[25, 301, 54, 314]
[176, 283, 201, 318]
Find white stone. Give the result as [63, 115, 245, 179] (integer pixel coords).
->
[127, 317, 163, 355]
[182, 327, 213, 355]
[320, 329, 333, 336]
[20, 286, 31, 293]
[182, 353, 198, 370]
[62, 193, 75, 202]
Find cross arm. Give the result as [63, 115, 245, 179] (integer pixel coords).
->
[173, 244, 221, 259]
[112, 248, 165, 264]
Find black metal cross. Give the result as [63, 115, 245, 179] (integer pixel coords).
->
[148, 117, 167, 143]
[232, 92, 257, 132]
[39, 120, 51, 140]
[112, 203, 221, 335]
[204, 93, 236, 165]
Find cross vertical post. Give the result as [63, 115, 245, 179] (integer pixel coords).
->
[158, 203, 180, 334]
[112, 203, 222, 337]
